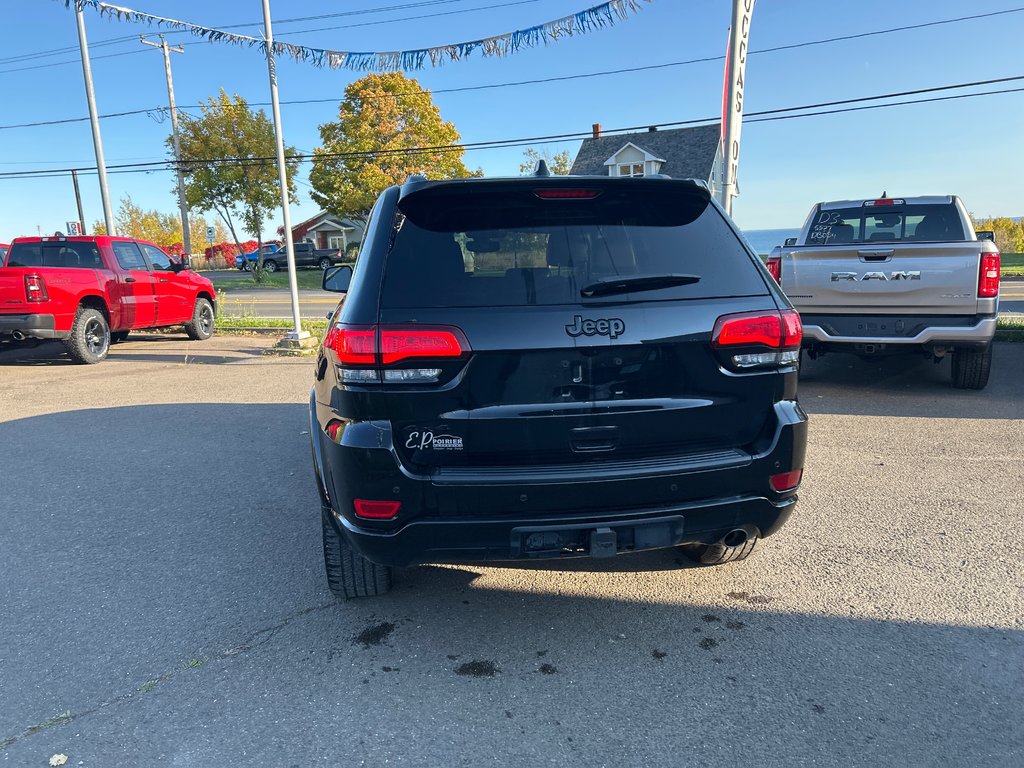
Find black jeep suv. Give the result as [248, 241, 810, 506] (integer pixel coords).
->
[310, 172, 807, 598]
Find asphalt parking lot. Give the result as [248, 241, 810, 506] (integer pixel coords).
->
[1, 335, 1022, 766]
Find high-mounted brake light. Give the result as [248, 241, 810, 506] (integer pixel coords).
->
[863, 198, 905, 207]
[765, 255, 781, 283]
[353, 499, 401, 520]
[534, 189, 602, 200]
[712, 309, 802, 370]
[978, 252, 1000, 298]
[326, 323, 469, 384]
[24, 275, 49, 302]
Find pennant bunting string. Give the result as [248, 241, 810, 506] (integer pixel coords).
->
[63, 0, 652, 71]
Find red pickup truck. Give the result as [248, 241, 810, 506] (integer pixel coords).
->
[0, 235, 217, 363]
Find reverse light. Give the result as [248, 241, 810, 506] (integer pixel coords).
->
[24, 275, 49, 302]
[353, 499, 401, 520]
[978, 252, 1000, 298]
[765, 255, 781, 283]
[769, 469, 803, 492]
[712, 309, 802, 370]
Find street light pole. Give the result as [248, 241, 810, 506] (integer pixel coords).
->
[74, 2, 115, 236]
[141, 35, 191, 256]
[261, 0, 307, 341]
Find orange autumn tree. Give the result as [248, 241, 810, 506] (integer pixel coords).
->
[309, 72, 480, 221]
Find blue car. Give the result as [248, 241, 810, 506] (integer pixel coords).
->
[234, 243, 281, 271]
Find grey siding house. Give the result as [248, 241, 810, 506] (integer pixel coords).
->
[569, 123, 723, 194]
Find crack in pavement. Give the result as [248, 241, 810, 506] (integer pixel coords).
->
[0, 601, 336, 752]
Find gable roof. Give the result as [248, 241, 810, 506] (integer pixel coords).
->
[570, 123, 721, 180]
[603, 142, 666, 166]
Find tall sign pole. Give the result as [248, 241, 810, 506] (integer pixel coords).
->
[74, 1, 115, 236]
[71, 169, 86, 234]
[261, 0, 307, 341]
[141, 35, 191, 256]
[720, 0, 755, 216]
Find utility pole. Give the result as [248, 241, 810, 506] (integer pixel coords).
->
[74, 2, 115, 236]
[141, 35, 191, 256]
[261, 0, 308, 342]
[719, 0, 755, 216]
[71, 170, 86, 235]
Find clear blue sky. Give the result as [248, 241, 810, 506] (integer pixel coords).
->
[1, 0, 1022, 241]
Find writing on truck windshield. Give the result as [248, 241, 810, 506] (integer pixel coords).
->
[806, 204, 965, 245]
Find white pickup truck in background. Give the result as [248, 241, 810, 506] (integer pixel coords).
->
[767, 195, 1000, 389]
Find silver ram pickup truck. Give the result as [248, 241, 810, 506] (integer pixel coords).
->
[767, 195, 1000, 390]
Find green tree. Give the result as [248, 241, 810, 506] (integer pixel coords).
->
[93, 195, 214, 254]
[972, 215, 1024, 254]
[174, 89, 298, 280]
[309, 72, 479, 221]
[519, 148, 573, 176]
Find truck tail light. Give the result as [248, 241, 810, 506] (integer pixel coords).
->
[978, 252, 1000, 298]
[326, 323, 469, 385]
[24, 275, 49, 302]
[765, 255, 781, 283]
[712, 309, 802, 369]
[769, 469, 803, 492]
[353, 499, 401, 520]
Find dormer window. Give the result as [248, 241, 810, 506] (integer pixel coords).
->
[618, 163, 644, 177]
[604, 142, 664, 178]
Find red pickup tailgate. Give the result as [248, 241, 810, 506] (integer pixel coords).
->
[0, 267, 106, 331]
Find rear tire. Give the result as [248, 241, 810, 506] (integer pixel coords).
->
[678, 536, 758, 566]
[951, 344, 992, 390]
[64, 306, 110, 364]
[184, 298, 215, 341]
[263, 259, 278, 273]
[318, 257, 332, 271]
[321, 504, 392, 598]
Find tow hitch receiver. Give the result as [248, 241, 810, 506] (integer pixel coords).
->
[590, 527, 617, 558]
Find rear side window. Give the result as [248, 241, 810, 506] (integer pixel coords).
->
[112, 241, 148, 270]
[807, 204, 965, 244]
[0, 246, 7, 263]
[382, 186, 767, 308]
[7, 241, 103, 269]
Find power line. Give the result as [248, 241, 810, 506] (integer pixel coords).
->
[1, 82, 1021, 181]
[3, 4, 1022, 126]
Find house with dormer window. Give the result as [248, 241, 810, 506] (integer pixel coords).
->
[569, 123, 725, 195]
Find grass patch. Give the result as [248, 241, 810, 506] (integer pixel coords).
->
[211, 270, 328, 293]
[217, 314, 328, 339]
[996, 316, 1024, 342]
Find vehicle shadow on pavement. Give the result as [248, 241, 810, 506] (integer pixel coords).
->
[798, 341, 1024, 419]
[1, 403, 1021, 765]
[0, 337, 267, 366]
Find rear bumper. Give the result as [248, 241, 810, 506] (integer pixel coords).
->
[0, 314, 65, 339]
[801, 314, 996, 347]
[312, 391, 807, 567]
[329, 495, 796, 567]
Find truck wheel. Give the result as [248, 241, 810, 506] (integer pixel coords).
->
[241, 262, 251, 271]
[321, 504, 392, 598]
[678, 535, 758, 566]
[951, 344, 992, 390]
[263, 259, 278, 273]
[64, 306, 110, 364]
[184, 298, 215, 341]
[318, 257, 332, 271]
[111, 330, 130, 343]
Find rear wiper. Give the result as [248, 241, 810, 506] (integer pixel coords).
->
[580, 273, 701, 298]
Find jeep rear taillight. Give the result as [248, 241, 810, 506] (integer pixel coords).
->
[712, 309, 802, 369]
[978, 252, 1000, 298]
[24, 275, 49, 302]
[765, 255, 781, 284]
[326, 323, 469, 385]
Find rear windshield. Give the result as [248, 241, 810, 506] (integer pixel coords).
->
[806, 204, 966, 245]
[382, 186, 767, 308]
[7, 241, 104, 269]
